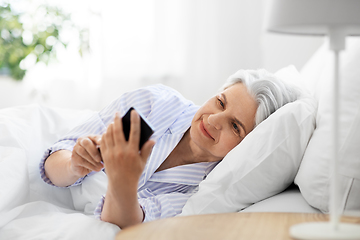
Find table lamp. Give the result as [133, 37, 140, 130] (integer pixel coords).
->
[265, 0, 360, 239]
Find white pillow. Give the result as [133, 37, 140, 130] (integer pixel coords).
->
[295, 38, 360, 213]
[181, 67, 317, 215]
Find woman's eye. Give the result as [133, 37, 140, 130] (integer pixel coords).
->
[218, 98, 225, 108]
[232, 122, 240, 133]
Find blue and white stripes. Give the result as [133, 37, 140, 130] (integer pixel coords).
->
[40, 84, 219, 222]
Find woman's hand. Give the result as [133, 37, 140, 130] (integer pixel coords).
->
[70, 135, 103, 178]
[44, 135, 103, 187]
[100, 110, 155, 189]
[99, 110, 155, 229]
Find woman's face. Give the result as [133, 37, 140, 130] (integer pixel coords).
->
[190, 82, 257, 160]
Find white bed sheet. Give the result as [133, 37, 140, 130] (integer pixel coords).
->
[240, 184, 320, 214]
[0, 105, 119, 240]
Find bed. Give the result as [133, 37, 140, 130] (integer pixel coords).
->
[1, 39, 359, 239]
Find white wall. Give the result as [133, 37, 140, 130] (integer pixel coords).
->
[262, 34, 324, 73]
[0, 0, 324, 110]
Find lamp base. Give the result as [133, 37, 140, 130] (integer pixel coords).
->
[290, 222, 360, 239]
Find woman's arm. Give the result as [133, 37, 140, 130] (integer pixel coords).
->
[101, 179, 144, 228]
[41, 85, 172, 188]
[100, 111, 155, 229]
[44, 135, 103, 187]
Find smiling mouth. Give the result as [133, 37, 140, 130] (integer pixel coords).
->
[200, 120, 214, 140]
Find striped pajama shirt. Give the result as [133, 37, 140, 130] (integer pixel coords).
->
[39, 84, 219, 222]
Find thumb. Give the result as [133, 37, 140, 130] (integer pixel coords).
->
[89, 135, 102, 145]
[140, 140, 155, 162]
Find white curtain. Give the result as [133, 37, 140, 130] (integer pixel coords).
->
[97, 0, 265, 109]
[0, 0, 322, 110]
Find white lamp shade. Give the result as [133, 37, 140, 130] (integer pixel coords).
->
[266, 0, 360, 36]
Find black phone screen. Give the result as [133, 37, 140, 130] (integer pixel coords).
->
[121, 107, 154, 149]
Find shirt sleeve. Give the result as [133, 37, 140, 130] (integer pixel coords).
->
[39, 85, 175, 187]
[93, 190, 195, 223]
[138, 191, 194, 222]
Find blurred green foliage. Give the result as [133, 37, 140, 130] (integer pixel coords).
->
[0, 2, 89, 80]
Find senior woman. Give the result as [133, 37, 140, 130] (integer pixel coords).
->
[40, 69, 299, 229]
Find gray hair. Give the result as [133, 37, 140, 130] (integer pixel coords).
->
[221, 69, 301, 127]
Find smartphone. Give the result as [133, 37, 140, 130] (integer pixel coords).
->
[121, 107, 154, 149]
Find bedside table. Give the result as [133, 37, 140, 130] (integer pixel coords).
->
[116, 212, 360, 240]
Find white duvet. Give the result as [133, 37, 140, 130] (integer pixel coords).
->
[0, 105, 120, 240]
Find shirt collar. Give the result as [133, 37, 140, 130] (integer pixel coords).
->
[148, 161, 219, 185]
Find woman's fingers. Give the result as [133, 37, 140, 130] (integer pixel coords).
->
[81, 136, 102, 163]
[129, 110, 141, 149]
[88, 135, 102, 147]
[104, 110, 145, 150]
[113, 112, 126, 145]
[72, 151, 100, 173]
[103, 122, 115, 148]
[74, 137, 103, 170]
[101, 109, 153, 162]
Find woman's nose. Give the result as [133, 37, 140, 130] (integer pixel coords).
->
[208, 113, 222, 130]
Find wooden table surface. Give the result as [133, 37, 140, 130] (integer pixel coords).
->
[116, 212, 360, 240]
